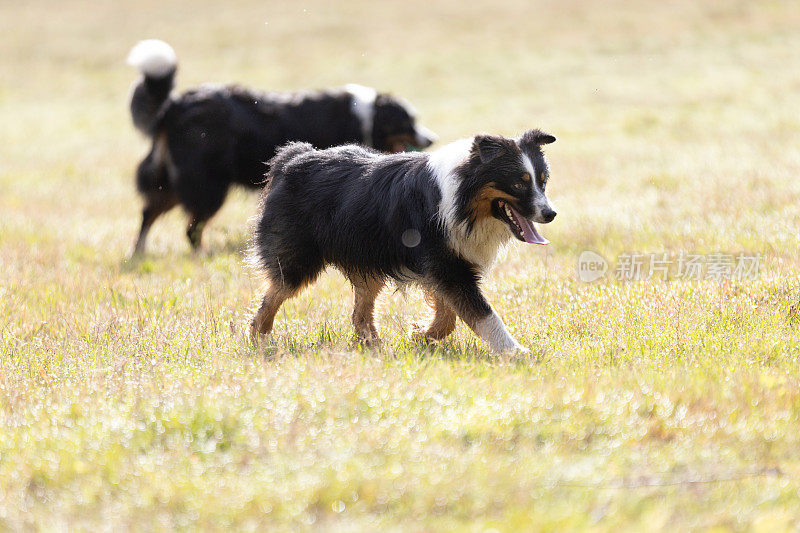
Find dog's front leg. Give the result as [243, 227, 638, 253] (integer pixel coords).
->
[413, 292, 457, 342]
[427, 263, 527, 354]
[471, 308, 527, 354]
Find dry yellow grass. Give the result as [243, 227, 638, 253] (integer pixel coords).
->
[1, 0, 800, 530]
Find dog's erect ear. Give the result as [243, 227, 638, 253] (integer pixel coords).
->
[473, 135, 512, 163]
[519, 129, 557, 149]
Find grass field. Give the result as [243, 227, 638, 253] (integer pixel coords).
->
[2, 0, 800, 529]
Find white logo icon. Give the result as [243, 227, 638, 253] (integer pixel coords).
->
[577, 250, 608, 282]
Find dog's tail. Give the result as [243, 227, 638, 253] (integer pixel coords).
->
[262, 142, 315, 190]
[269, 142, 315, 176]
[127, 39, 177, 136]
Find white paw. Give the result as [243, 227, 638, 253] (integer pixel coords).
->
[490, 339, 529, 355]
[500, 343, 529, 355]
[511, 344, 530, 355]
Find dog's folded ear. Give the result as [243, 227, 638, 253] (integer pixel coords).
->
[519, 129, 557, 150]
[474, 134, 514, 163]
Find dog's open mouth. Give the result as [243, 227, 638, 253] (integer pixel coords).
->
[497, 200, 549, 245]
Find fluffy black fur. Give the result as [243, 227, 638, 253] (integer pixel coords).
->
[255, 144, 442, 286]
[128, 41, 436, 255]
[250, 130, 558, 353]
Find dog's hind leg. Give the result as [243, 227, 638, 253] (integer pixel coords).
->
[350, 274, 385, 344]
[250, 282, 298, 344]
[132, 145, 177, 256]
[133, 193, 178, 256]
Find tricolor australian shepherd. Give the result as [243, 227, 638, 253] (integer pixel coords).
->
[250, 130, 557, 353]
[126, 39, 437, 254]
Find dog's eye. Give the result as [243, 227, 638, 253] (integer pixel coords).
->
[538, 172, 548, 188]
[513, 182, 525, 191]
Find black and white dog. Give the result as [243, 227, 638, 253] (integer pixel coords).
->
[250, 130, 557, 353]
[126, 39, 437, 254]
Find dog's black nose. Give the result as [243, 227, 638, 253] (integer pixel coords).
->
[541, 209, 557, 223]
[414, 126, 438, 149]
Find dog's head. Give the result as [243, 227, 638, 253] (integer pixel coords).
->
[372, 93, 438, 153]
[458, 130, 557, 245]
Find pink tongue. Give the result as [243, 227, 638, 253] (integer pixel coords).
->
[509, 206, 549, 245]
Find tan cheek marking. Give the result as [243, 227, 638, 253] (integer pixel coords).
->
[468, 185, 516, 221]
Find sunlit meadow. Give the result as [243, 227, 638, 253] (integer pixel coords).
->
[1, 0, 800, 530]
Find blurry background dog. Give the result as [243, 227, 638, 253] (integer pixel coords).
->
[127, 39, 438, 255]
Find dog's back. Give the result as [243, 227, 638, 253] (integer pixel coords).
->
[158, 86, 365, 189]
[252, 143, 438, 286]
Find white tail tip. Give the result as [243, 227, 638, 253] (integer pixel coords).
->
[127, 39, 177, 78]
